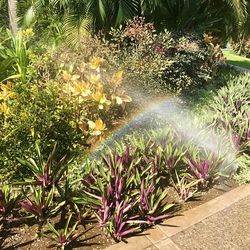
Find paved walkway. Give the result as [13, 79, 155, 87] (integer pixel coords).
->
[107, 184, 250, 250]
[171, 195, 250, 250]
[231, 64, 250, 73]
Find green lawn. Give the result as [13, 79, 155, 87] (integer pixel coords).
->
[223, 50, 250, 70]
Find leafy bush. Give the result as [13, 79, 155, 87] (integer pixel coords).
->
[53, 18, 221, 97]
[185, 153, 222, 189]
[232, 37, 250, 58]
[18, 143, 69, 189]
[81, 146, 176, 241]
[0, 29, 33, 83]
[108, 22, 223, 95]
[20, 185, 60, 236]
[206, 73, 250, 151]
[0, 55, 131, 181]
[234, 154, 250, 184]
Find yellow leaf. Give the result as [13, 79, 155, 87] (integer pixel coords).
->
[112, 70, 123, 85]
[95, 119, 105, 131]
[95, 82, 103, 91]
[90, 74, 101, 84]
[100, 95, 108, 104]
[71, 74, 80, 81]
[88, 120, 96, 130]
[70, 81, 91, 96]
[0, 83, 15, 101]
[92, 91, 102, 102]
[62, 71, 72, 81]
[89, 57, 103, 70]
[116, 96, 123, 105]
[0, 102, 9, 115]
[98, 104, 104, 109]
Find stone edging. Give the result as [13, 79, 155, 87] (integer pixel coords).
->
[106, 184, 250, 250]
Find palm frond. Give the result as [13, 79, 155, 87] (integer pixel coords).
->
[115, 0, 139, 26]
[63, 12, 91, 48]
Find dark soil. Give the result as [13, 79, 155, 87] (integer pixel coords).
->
[0, 178, 237, 250]
[0, 218, 111, 250]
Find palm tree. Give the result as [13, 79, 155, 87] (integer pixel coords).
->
[16, 0, 249, 44]
[8, 0, 18, 36]
[144, 0, 247, 39]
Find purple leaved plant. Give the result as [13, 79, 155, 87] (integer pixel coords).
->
[18, 143, 69, 190]
[20, 186, 64, 236]
[108, 200, 148, 242]
[0, 185, 21, 225]
[42, 213, 79, 249]
[138, 178, 175, 224]
[173, 172, 199, 202]
[187, 156, 220, 190]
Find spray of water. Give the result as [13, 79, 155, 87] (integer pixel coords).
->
[92, 97, 237, 174]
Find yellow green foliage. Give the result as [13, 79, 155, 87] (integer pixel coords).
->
[0, 57, 131, 181]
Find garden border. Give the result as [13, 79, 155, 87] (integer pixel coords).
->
[106, 184, 250, 250]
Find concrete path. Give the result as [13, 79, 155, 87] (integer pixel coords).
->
[171, 195, 250, 250]
[230, 64, 250, 73]
[106, 184, 250, 250]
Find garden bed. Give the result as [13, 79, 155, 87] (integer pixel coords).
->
[0, 178, 237, 250]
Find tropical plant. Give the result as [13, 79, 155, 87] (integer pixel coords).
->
[0, 185, 21, 225]
[20, 185, 64, 235]
[206, 73, 250, 151]
[42, 213, 79, 249]
[185, 153, 222, 189]
[80, 144, 178, 240]
[2, 0, 249, 45]
[0, 29, 31, 83]
[17, 143, 69, 190]
[172, 172, 199, 202]
[138, 177, 175, 223]
[106, 200, 147, 242]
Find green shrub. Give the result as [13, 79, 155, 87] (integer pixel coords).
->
[206, 73, 250, 151]
[110, 22, 222, 95]
[234, 154, 250, 184]
[0, 29, 34, 83]
[53, 18, 221, 96]
[0, 56, 131, 181]
[0, 81, 81, 181]
[232, 37, 250, 58]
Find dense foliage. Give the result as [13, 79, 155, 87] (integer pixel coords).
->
[46, 18, 223, 96]
[2, 0, 250, 45]
[0, 32, 131, 181]
[1, 1, 250, 248]
[206, 73, 250, 152]
[1, 123, 227, 245]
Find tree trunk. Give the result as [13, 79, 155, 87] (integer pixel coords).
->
[8, 0, 18, 36]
